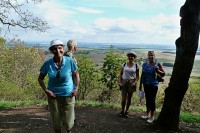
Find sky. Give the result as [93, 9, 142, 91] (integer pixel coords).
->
[2, 0, 186, 45]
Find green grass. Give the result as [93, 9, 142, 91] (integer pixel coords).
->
[1, 100, 199, 123]
[0, 100, 47, 109]
[180, 112, 200, 123]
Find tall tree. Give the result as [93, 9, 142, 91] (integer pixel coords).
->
[155, 0, 200, 131]
[0, 0, 49, 32]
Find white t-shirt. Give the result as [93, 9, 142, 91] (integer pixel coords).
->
[122, 63, 139, 80]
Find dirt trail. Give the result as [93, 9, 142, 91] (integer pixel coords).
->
[0, 105, 199, 133]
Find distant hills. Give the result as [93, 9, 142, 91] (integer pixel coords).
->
[162, 51, 200, 55]
[26, 41, 176, 49]
[25, 41, 200, 51]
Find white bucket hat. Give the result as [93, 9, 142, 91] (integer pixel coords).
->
[126, 51, 137, 57]
[49, 39, 64, 49]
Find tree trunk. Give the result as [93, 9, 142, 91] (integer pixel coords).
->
[155, 0, 200, 131]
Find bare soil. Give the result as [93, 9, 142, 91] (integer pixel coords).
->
[0, 105, 199, 133]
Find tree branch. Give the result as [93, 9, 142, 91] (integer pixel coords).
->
[0, 0, 49, 32]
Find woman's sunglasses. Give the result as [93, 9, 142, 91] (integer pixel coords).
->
[56, 66, 61, 78]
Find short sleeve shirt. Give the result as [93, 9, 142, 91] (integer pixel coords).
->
[39, 56, 78, 96]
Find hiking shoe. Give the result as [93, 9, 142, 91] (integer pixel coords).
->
[147, 117, 154, 123]
[141, 115, 149, 119]
[124, 111, 129, 117]
[118, 111, 124, 116]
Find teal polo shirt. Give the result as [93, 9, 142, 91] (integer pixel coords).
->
[40, 56, 78, 96]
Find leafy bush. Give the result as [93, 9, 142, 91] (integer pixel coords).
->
[76, 55, 102, 100]
[0, 38, 45, 101]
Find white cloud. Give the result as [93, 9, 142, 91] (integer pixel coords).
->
[93, 13, 179, 33]
[90, 13, 180, 44]
[6, 12, 180, 44]
[1, 0, 186, 45]
[28, 1, 89, 37]
[74, 7, 103, 14]
[35, 1, 75, 27]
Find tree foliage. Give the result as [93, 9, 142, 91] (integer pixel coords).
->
[0, 0, 49, 32]
[76, 55, 99, 100]
[101, 46, 125, 90]
[0, 38, 45, 100]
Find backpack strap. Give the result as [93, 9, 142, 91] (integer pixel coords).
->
[123, 62, 138, 69]
[123, 62, 126, 68]
[155, 61, 162, 67]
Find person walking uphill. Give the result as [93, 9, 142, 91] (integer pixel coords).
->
[118, 51, 139, 117]
[38, 39, 80, 133]
[139, 51, 165, 123]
